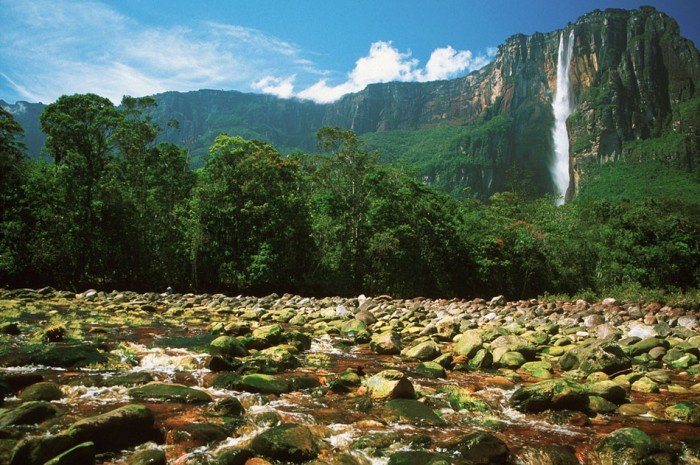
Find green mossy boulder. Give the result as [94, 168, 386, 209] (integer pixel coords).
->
[453, 432, 509, 464]
[665, 401, 700, 425]
[385, 399, 446, 426]
[250, 424, 318, 463]
[127, 448, 166, 465]
[44, 441, 95, 465]
[589, 427, 669, 465]
[20, 382, 63, 401]
[402, 340, 440, 361]
[370, 331, 402, 355]
[0, 401, 61, 427]
[559, 340, 631, 375]
[363, 370, 414, 400]
[510, 379, 588, 413]
[387, 451, 450, 465]
[129, 382, 212, 404]
[209, 336, 248, 357]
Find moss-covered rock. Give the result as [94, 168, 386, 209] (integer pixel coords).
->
[510, 379, 588, 413]
[559, 340, 631, 375]
[589, 427, 668, 465]
[454, 330, 483, 358]
[665, 401, 700, 425]
[127, 447, 166, 465]
[402, 340, 440, 361]
[250, 424, 318, 463]
[0, 401, 61, 427]
[453, 432, 509, 464]
[44, 441, 95, 465]
[209, 336, 248, 357]
[363, 370, 414, 400]
[385, 399, 446, 426]
[20, 382, 63, 401]
[387, 451, 450, 465]
[370, 331, 401, 355]
[412, 361, 446, 378]
[129, 382, 212, 404]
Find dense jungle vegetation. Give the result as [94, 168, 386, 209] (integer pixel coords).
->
[0, 94, 698, 304]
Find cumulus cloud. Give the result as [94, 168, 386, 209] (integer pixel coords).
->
[297, 41, 492, 103]
[0, 0, 495, 105]
[251, 75, 296, 99]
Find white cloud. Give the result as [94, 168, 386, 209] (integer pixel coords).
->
[0, 0, 495, 105]
[0, 0, 321, 103]
[251, 75, 296, 99]
[297, 41, 492, 103]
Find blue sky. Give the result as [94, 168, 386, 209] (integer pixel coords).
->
[1, 0, 697, 104]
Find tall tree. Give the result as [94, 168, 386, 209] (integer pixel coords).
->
[0, 108, 27, 283]
[190, 134, 312, 293]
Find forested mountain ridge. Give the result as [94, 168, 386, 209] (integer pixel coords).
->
[2, 6, 698, 199]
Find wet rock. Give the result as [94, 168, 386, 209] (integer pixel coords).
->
[213, 373, 291, 395]
[631, 377, 659, 393]
[453, 431, 509, 464]
[519, 361, 553, 379]
[385, 399, 446, 426]
[401, 340, 440, 361]
[127, 447, 166, 465]
[411, 361, 446, 378]
[129, 382, 213, 404]
[618, 403, 649, 416]
[665, 401, 700, 425]
[10, 432, 77, 465]
[510, 379, 588, 413]
[250, 424, 318, 463]
[513, 445, 579, 465]
[20, 381, 63, 401]
[44, 441, 95, 465]
[627, 337, 666, 356]
[387, 451, 449, 465]
[212, 448, 254, 465]
[102, 372, 154, 387]
[168, 423, 228, 447]
[467, 348, 493, 369]
[363, 370, 414, 400]
[589, 427, 671, 465]
[559, 339, 631, 375]
[209, 336, 249, 357]
[453, 330, 483, 357]
[0, 401, 61, 427]
[0, 373, 43, 392]
[249, 325, 283, 349]
[29, 343, 107, 368]
[208, 397, 245, 417]
[340, 320, 370, 343]
[444, 387, 492, 412]
[497, 351, 526, 368]
[0, 322, 20, 335]
[584, 381, 627, 403]
[490, 335, 537, 359]
[369, 331, 401, 354]
[68, 404, 159, 452]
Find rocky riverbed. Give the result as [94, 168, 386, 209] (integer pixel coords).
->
[0, 288, 698, 465]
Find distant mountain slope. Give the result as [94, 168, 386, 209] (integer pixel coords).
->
[3, 6, 698, 199]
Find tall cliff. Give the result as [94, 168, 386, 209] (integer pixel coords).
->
[3, 7, 698, 199]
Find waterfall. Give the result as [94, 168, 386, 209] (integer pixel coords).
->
[550, 30, 575, 205]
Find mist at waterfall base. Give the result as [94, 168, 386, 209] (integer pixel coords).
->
[551, 30, 575, 206]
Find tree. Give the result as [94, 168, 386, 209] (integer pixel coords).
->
[189, 134, 312, 293]
[0, 108, 27, 283]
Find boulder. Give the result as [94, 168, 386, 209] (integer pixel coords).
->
[589, 428, 670, 465]
[44, 441, 95, 465]
[250, 424, 318, 463]
[510, 379, 588, 413]
[209, 336, 248, 357]
[453, 330, 483, 357]
[559, 340, 631, 375]
[369, 331, 401, 355]
[387, 451, 449, 465]
[129, 382, 212, 404]
[127, 448, 166, 465]
[363, 370, 414, 400]
[453, 432, 509, 464]
[68, 404, 158, 452]
[401, 340, 440, 361]
[0, 401, 61, 427]
[513, 445, 579, 465]
[665, 401, 700, 425]
[385, 399, 445, 426]
[20, 382, 63, 401]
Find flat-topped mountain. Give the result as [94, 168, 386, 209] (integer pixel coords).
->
[3, 7, 698, 199]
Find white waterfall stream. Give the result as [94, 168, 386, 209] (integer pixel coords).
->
[551, 30, 575, 205]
